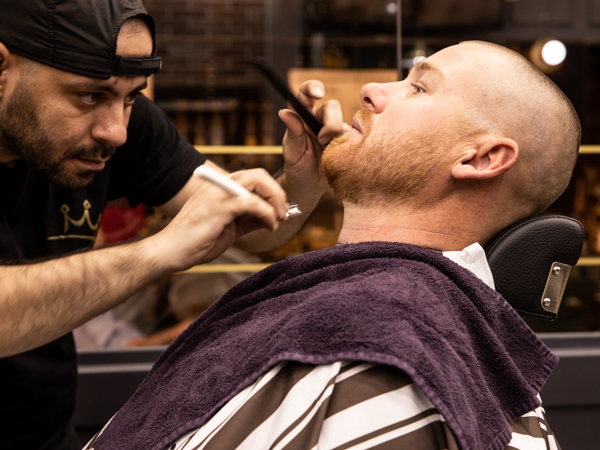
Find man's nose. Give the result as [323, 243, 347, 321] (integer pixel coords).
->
[360, 82, 391, 113]
[91, 103, 128, 148]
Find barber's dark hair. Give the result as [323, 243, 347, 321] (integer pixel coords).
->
[121, 15, 152, 36]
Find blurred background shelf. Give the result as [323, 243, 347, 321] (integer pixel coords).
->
[182, 263, 271, 273]
[190, 145, 600, 155]
[180, 258, 600, 272]
[195, 145, 282, 154]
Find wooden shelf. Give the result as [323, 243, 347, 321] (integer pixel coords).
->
[186, 145, 600, 273]
[181, 258, 600, 273]
[578, 146, 600, 154]
[575, 257, 600, 267]
[195, 145, 282, 154]
[196, 145, 600, 155]
[180, 263, 272, 274]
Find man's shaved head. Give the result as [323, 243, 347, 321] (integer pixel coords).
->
[456, 41, 580, 226]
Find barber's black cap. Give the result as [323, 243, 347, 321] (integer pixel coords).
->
[0, 0, 162, 79]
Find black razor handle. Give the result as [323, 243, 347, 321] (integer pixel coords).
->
[252, 57, 324, 136]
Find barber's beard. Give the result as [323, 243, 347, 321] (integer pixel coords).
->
[0, 80, 116, 189]
[322, 109, 441, 207]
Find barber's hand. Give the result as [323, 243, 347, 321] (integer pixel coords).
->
[279, 80, 351, 199]
[153, 168, 288, 270]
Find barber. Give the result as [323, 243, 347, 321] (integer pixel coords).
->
[0, 0, 343, 448]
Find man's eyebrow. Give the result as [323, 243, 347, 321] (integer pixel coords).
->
[69, 81, 148, 96]
[408, 61, 444, 80]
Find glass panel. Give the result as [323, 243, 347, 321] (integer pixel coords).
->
[85, 1, 600, 351]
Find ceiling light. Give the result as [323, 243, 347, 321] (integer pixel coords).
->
[530, 37, 566, 74]
[541, 40, 567, 66]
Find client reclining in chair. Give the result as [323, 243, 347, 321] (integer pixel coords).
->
[87, 41, 580, 450]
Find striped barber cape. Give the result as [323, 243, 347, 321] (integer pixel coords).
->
[167, 361, 559, 450]
[86, 361, 560, 450]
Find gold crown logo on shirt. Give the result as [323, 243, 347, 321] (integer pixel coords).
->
[60, 200, 101, 234]
[47, 200, 103, 242]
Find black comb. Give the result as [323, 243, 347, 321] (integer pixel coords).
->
[252, 57, 324, 136]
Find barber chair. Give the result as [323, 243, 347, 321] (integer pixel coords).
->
[483, 215, 600, 450]
[484, 215, 584, 321]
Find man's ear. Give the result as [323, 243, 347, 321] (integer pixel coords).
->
[451, 137, 519, 180]
[0, 42, 11, 101]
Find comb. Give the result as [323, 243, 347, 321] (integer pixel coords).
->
[252, 57, 324, 136]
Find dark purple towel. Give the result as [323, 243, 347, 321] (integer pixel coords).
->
[93, 241, 557, 450]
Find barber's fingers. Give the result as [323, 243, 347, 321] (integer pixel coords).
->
[222, 192, 281, 233]
[298, 81, 349, 146]
[278, 108, 330, 195]
[185, 179, 281, 232]
[315, 99, 348, 146]
[229, 168, 288, 220]
[280, 104, 348, 154]
[298, 80, 325, 112]
[156, 182, 279, 268]
[278, 109, 314, 166]
[232, 209, 281, 237]
[279, 109, 305, 139]
[154, 179, 284, 270]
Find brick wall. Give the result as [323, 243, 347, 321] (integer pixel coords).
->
[142, 0, 284, 145]
[144, 0, 268, 92]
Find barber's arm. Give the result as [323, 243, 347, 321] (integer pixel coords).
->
[0, 171, 286, 358]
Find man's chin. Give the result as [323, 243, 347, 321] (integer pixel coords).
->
[324, 133, 352, 153]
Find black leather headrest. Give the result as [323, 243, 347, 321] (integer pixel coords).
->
[484, 215, 584, 320]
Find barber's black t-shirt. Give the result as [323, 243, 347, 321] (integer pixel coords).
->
[0, 95, 206, 450]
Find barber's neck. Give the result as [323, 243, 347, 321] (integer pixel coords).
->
[0, 142, 20, 167]
[337, 201, 483, 252]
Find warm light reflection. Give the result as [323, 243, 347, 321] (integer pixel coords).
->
[529, 37, 566, 74]
[541, 40, 567, 66]
[412, 55, 426, 66]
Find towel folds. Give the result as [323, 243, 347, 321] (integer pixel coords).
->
[94, 241, 557, 450]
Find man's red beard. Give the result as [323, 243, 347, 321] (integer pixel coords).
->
[322, 109, 440, 207]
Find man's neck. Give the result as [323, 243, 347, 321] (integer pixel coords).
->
[337, 201, 480, 252]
